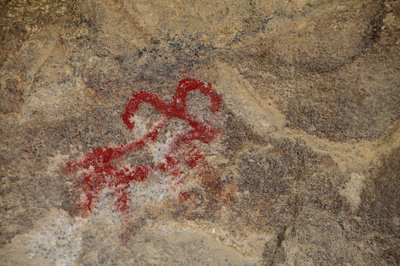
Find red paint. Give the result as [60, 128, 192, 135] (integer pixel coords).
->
[66, 78, 222, 216]
[174, 178, 185, 186]
[158, 155, 178, 172]
[178, 192, 191, 202]
[186, 148, 204, 168]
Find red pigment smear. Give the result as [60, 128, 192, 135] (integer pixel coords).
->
[178, 192, 191, 202]
[186, 148, 204, 168]
[65, 78, 222, 216]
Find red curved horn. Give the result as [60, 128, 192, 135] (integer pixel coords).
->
[121, 91, 168, 129]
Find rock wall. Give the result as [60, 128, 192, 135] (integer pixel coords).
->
[1, 0, 399, 265]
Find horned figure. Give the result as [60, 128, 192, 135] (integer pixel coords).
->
[66, 78, 223, 215]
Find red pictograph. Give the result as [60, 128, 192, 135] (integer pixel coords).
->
[65, 78, 223, 216]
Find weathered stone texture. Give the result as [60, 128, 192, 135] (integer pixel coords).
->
[1, 0, 399, 265]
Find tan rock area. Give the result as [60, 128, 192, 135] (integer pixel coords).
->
[1, 0, 399, 265]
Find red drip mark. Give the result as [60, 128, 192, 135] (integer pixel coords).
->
[65, 78, 222, 216]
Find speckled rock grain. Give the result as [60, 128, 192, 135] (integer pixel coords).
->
[1, 0, 399, 265]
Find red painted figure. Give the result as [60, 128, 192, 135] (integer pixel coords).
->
[66, 78, 222, 216]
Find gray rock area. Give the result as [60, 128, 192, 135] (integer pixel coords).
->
[1, 0, 399, 265]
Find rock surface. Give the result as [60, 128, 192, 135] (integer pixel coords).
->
[1, 0, 399, 265]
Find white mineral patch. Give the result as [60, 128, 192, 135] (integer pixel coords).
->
[149, 131, 175, 164]
[89, 187, 124, 224]
[24, 210, 84, 266]
[340, 173, 365, 212]
[0, 209, 85, 266]
[128, 170, 196, 204]
[129, 114, 150, 138]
